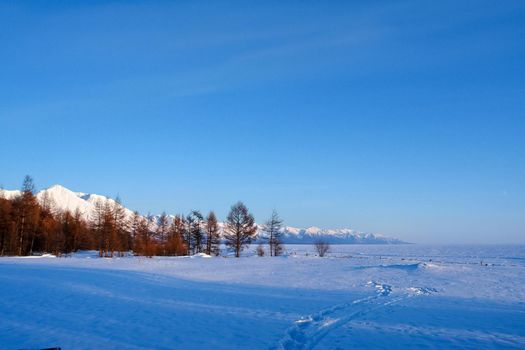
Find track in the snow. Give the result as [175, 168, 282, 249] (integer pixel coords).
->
[276, 282, 436, 350]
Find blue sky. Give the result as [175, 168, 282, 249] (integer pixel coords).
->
[1, 0, 524, 243]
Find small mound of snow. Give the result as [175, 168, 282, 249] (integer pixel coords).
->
[367, 281, 393, 296]
[421, 262, 444, 269]
[379, 263, 420, 271]
[191, 253, 212, 258]
[19, 253, 57, 259]
[407, 287, 438, 295]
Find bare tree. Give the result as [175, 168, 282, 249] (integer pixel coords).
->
[205, 211, 220, 256]
[314, 239, 330, 257]
[14, 176, 40, 255]
[224, 201, 257, 258]
[166, 214, 187, 256]
[256, 243, 265, 257]
[262, 209, 284, 257]
[90, 196, 129, 258]
[0, 198, 14, 255]
[135, 214, 156, 257]
[47, 211, 64, 256]
[130, 211, 141, 252]
[156, 212, 169, 255]
[187, 210, 204, 254]
[36, 191, 57, 254]
[92, 199, 114, 257]
[72, 208, 89, 251]
[274, 241, 284, 256]
[112, 197, 130, 256]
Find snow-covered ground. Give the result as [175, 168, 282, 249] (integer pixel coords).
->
[1, 245, 524, 349]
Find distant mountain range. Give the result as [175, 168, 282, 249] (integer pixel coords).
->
[0, 185, 406, 244]
[276, 226, 405, 244]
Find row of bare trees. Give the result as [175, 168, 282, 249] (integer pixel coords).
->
[0, 176, 286, 258]
[131, 210, 221, 258]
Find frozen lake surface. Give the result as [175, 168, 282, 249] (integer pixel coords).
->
[1, 244, 524, 349]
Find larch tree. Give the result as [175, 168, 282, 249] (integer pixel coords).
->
[37, 192, 57, 254]
[130, 211, 142, 253]
[224, 202, 257, 258]
[0, 198, 14, 255]
[62, 211, 77, 254]
[156, 212, 169, 255]
[187, 210, 204, 254]
[13, 176, 40, 256]
[184, 213, 193, 255]
[72, 208, 90, 250]
[61, 209, 85, 254]
[45, 210, 62, 256]
[144, 213, 158, 256]
[136, 214, 155, 257]
[112, 197, 130, 257]
[92, 199, 114, 257]
[166, 214, 186, 256]
[262, 209, 284, 257]
[205, 211, 220, 256]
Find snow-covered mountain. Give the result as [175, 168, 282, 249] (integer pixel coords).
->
[0, 185, 406, 244]
[275, 226, 405, 244]
[0, 184, 135, 221]
[0, 189, 21, 200]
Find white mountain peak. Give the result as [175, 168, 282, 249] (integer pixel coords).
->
[0, 188, 22, 200]
[305, 226, 322, 234]
[47, 184, 68, 191]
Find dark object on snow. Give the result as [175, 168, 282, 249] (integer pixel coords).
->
[314, 240, 330, 257]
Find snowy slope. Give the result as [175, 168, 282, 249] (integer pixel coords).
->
[0, 185, 405, 244]
[37, 185, 96, 218]
[0, 189, 21, 200]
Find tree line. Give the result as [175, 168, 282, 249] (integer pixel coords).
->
[0, 176, 284, 258]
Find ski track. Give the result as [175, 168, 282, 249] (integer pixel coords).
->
[276, 282, 436, 350]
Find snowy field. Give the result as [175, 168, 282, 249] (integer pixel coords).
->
[1, 245, 524, 349]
